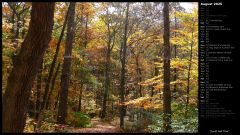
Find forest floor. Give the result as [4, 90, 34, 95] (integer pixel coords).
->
[65, 117, 120, 133]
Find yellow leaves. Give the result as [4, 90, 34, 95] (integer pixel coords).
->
[72, 52, 81, 60]
[54, 3, 68, 23]
[71, 49, 84, 65]
[175, 11, 195, 21]
[124, 96, 151, 106]
[158, 36, 164, 44]
[171, 57, 188, 70]
[55, 14, 63, 21]
[153, 80, 184, 91]
[124, 94, 163, 110]
[153, 62, 163, 68]
[138, 74, 162, 86]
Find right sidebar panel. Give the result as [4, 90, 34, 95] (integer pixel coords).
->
[199, 1, 239, 134]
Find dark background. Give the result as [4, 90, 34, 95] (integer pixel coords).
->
[198, 1, 239, 134]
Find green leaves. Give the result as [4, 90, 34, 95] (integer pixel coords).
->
[66, 112, 91, 128]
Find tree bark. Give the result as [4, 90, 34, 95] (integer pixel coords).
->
[119, 2, 129, 129]
[35, 59, 43, 120]
[2, 3, 55, 132]
[135, 55, 143, 97]
[57, 2, 76, 124]
[163, 2, 172, 133]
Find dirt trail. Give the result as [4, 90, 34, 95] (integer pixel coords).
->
[66, 117, 120, 133]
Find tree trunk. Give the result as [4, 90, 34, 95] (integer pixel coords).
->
[135, 55, 143, 97]
[78, 83, 83, 112]
[57, 2, 76, 124]
[41, 5, 70, 111]
[119, 2, 129, 129]
[152, 58, 160, 97]
[173, 15, 178, 94]
[163, 2, 172, 133]
[2, 3, 55, 132]
[35, 59, 43, 120]
[186, 19, 195, 113]
[46, 62, 61, 109]
[101, 39, 111, 118]
[54, 90, 60, 110]
[101, 8, 113, 119]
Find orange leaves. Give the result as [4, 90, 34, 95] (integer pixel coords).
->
[2, 6, 10, 14]
[49, 39, 58, 50]
[76, 3, 96, 17]
[2, 19, 12, 34]
[153, 83, 163, 91]
[25, 2, 32, 8]
[143, 102, 152, 110]
[48, 39, 65, 60]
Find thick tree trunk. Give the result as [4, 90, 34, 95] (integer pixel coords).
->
[135, 55, 143, 97]
[2, 3, 55, 132]
[41, 5, 70, 111]
[119, 2, 129, 129]
[57, 2, 76, 124]
[163, 2, 172, 133]
[101, 42, 111, 118]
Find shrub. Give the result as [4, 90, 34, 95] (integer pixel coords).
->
[42, 110, 57, 123]
[147, 103, 198, 133]
[66, 111, 92, 128]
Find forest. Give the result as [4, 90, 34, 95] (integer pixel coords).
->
[2, 2, 198, 133]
